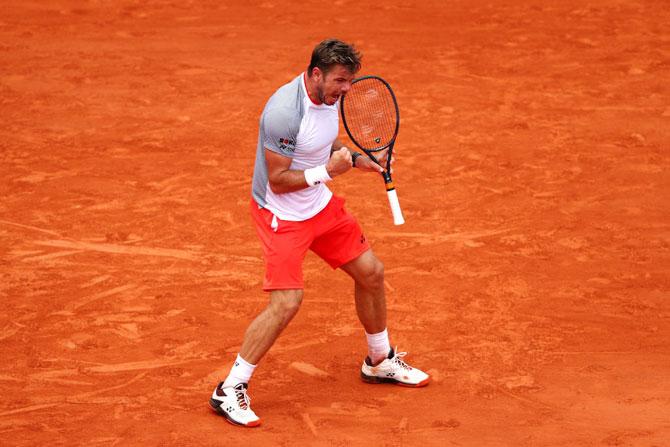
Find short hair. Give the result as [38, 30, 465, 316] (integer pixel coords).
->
[307, 38, 362, 76]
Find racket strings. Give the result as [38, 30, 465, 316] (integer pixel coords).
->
[343, 78, 397, 151]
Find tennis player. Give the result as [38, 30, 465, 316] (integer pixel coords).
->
[209, 38, 430, 427]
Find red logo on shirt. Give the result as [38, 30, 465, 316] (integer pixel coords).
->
[278, 138, 295, 152]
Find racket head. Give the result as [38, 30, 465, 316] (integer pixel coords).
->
[340, 76, 400, 155]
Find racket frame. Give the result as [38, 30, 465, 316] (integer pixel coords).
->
[340, 75, 405, 225]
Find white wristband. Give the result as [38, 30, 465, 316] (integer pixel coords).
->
[304, 164, 332, 187]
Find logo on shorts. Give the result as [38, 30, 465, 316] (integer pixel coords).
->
[278, 137, 295, 152]
[360, 234, 366, 244]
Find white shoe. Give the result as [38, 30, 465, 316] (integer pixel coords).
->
[209, 382, 261, 427]
[361, 347, 430, 387]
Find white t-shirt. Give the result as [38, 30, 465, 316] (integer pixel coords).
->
[251, 73, 338, 221]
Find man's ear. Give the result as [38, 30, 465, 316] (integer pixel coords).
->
[311, 66, 323, 81]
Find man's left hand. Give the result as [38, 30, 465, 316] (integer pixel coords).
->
[354, 148, 394, 174]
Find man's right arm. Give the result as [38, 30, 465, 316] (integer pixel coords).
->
[265, 148, 353, 194]
[265, 148, 310, 194]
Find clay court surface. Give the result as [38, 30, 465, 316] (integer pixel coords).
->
[2, 0, 669, 445]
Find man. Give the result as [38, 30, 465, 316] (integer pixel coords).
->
[209, 38, 429, 427]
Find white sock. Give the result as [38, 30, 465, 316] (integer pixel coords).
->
[365, 328, 391, 363]
[222, 354, 256, 388]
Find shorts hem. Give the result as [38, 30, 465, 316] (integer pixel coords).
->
[262, 284, 305, 292]
[331, 244, 370, 270]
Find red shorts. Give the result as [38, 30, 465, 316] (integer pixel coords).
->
[250, 195, 370, 291]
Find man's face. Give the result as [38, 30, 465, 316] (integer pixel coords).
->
[314, 65, 356, 105]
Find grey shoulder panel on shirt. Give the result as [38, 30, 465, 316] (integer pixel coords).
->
[252, 74, 305, 208]
[261, 75, 305, 157]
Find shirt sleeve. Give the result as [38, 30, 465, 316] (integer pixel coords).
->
[262, 107, 300, 157]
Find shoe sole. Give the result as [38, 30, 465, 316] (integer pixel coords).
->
[209, 399, 261, 427]
[360, 372, 431, 388]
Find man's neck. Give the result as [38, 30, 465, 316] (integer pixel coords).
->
[303, 72, 322, 105]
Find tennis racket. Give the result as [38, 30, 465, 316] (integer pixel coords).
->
[340, 75, 405, 225]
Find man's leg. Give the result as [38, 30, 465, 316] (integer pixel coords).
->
[238, 289, 303, 365]
[223, 289, 303, 386]
[340, 249, 386, 335]
[341, 248, 430, 387]
[210, 289, 303, 427]
[340, 249, 391, 365]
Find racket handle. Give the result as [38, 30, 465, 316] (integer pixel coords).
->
[386, 189, 405, 225]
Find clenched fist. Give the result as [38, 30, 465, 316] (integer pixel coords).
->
[326, 147, 353, 178]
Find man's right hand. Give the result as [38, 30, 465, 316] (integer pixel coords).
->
[326, 147, 353, 178]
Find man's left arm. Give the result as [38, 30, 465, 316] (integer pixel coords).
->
[332, 139, 386, 173]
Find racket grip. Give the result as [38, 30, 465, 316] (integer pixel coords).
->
[386, 189, 405, 225]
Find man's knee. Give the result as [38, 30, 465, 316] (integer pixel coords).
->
[359, 258, 384, 290]
[269, 290, 303, 321]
